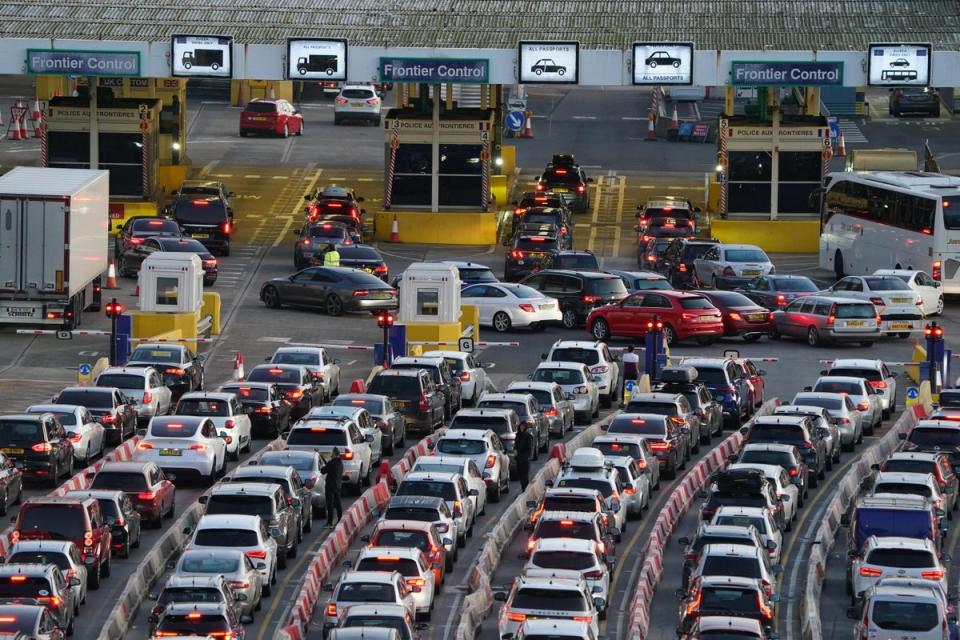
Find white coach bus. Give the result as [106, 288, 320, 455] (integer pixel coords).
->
[819, 171, 960, 293]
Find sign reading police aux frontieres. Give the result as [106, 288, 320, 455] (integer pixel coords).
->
[379, 58, 489, 84]
[731, 61, 844, 86]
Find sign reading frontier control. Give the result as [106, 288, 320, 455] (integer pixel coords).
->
[379, 58, 488, 84]
[26, 49, 140, 77]
[731, 61, 844, 86]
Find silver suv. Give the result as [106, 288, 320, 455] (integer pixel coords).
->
[334, 84, 382, 126]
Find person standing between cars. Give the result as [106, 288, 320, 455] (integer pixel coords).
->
[622, 345, 640, 382]
[323, 243, 340, 267]
[321, 447, 344, 527]
[514, 421, 534, 492]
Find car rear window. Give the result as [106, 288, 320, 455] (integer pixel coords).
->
[272, 352, 320, 367]
[7, 552, 70, 571]
[397, 480, 457, 501]
[246, 102, 277, 113]
[159, 238, 209, 253]
[542, 496, 597, 512]
[176, 399, 229, 417]
[129, 347, 181, 363]
[308, 224, 345, 238]
[222, 386, 270, 403]
[478, 400, 529, 417]
[449, 416, 510, 435]
[367, 375, 421, 399]
[436, 438, 486, 455]
[624, 401, 678, 417]
[341, 89, 374, 99]
[793, 395, 842, 410]
[707, 291, 756, 307]
[333, 397, 385, 415]
[513, 587, 588, 612]
[384, 507, 438, 523]
[700, 587, 759, 615]
[556, 478, 613, 498]
[205, 495, 274, 519]
[357, 557, 419, 577]
[156, 615, 229, 634]
[908, 427, 960, 448]
[96, 374, 143, 390]
[813, 381, 862, 395]
[634, 277, 672, 291]
[585, 278, 628, 296]
[883, 460, 935, 475]
[701, 555, 761, 579]
[827, 368, 882, 382]
[247, 368, 301, 384]
[725, 249, 768, 262]
[91, 471, 147, 491]
[555, 254, 599, 270]
[864, 277, 911, 291]
[338, 582, 396, 602]
[515, 237, 558, 252]
[771, 277, 818, 292]
[151, 421, 200, 438]
[373, 529, 430, 552]
[874, 482, 932, 498]
[834, 303, 876, 319]
[131, 218, 180, 234]
[693, 536, 755, 553]
[865, 548, 935, 568]
[531, 551, 595, 571]
[541, 170, 583, 186]
[179, 554, 239, 574]
[749, 424, 806, 444]
[609, 417, 666, 437]
[871, 601, 939, 631]
[0, 420, 43, 445]
[535, 520, 595, 541]
[172, 199, 227, 224]
[740, 450, 794, 467]
[343, 616, 409, 637]
[158, 587, 225, 606]
[0, 576, 53, 598]
[194, 528, 258, 547]
[0, 612, 40, 634]
[339, 246, 382, 261]
[287, 427, 348, 446]
[18, 504, 86, 539]
[96, 498, 120, 519]
[713, 514, 766, 533]
[550, 348, 600, 366]
[679, 297, 715, 310]
[532, 368, 583, 386]
[594, 441, 641, 458]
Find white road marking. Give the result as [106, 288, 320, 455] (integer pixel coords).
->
[573, 115, 597, 120]
[244, 174, 262, 179]
[198, 160, 219, 177]
[280, 135, 296, 164]
[272, 175, 290, 180]
[622, 116, 646, 121]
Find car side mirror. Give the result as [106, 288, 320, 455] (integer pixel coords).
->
[198, 496, 209, 505]
[443, 537, 453, 546]
[780, 494, 790, 502]
[469, 489, 479, 497]
[304, 194, 312, 202]
[182, 527, 192, 536]
[235, 593, 248, 602]
[493, 591, 508, 602]
[677, 536, 690, 546]
[105, 516, 116, 525]
[322, 583, 334, 592]
[293, 229, 301, 237]
[767, 540, 778, 551]
[759, 370, 767, 376]
[897, 432, 907, 440]
[803, 386, 812, 392]
[593, 596, 606, 609]
[365, 434, 374, 443]
[846, 605, 859, 619]
[69, 577, 81, 586]
[565, 393, 575, 400]
[697, 489, 708, 499]
[772, 564, 784, 575]
[587, 177, 595, 183]
[526, 500, 537, 509]
[255, 562, 267, 570]
[240, 614, 254, 624]
[841, 514, 851, 527]
[86, 471, 97, 481]
[739, 426, 749, 435]
[944, 553, 953, 563]
[136, 429, 147, 437]
[609, 527, 621, 538]
[427, 441, 435, 451]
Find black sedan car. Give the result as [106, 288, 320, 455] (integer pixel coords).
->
[118, 237, 218, 285]
[53, 387, 137, 444]
[219, 382, 293, 437]
[244, 364, 323, 420]
[736, 274, 819, 310]
[337, 246, 388, 281]
[125, 343, 205, 399]
[517, 207, 574, 248]
[0, 414, 73, 487]
[113, 216, 182, 256]
[260, 267, 397, 316]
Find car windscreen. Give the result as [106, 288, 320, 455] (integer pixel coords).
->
[0, 420, 43, 445]
[222, 386, 270, 403]
[793, 396, 842, 411]
[555, 255, 599, 270]
[739, 450, 795, 468]
[693, 536, 756, 553]
[624, 402, 677, 417]
[150, 422, 200, 438]
[91, 471, 147, 491]
[41, 410, 77, 426]
[770, 277, 818, 292]
[172, 199, 227, 224]
[0, 577, 54, 598]
[535, 520, 596, 541]
[478, 401, 529, 417]
[550, 348, 600, 366]
[158, 587, 225, 606]
[908, 427, 960, 448]
[531, 550, 595, 571]
[827, 368, 882, 382]
[449, 416, 510, 435]
[7, 552, 69, 571]
[679, 297, 715, 310]
[272, 352, 320, 367]
[871, 601, 939, 631]
[834, 304, 876, 319]
[194, 528, 258, 547]
[95, 374, 143, 390]
[532, 369, 583, 385]
[129, 347, 181, 364]
[883, 460, 936, 475]
[586, 278, 628, 296]
[205, 495, 274, 519]
[384, 507, 438, 523]
[865, 548, 935, 568]
[373, 529, 430, 552]
[159, 239, 209, 253]
[873, 482, 932, 498]
[515, 238, 558, 252]
[176, 399, 229, 417]
[287, 427, 348, 446]
[813, 381, 862, 395]
[131, 218, 181, 235]
[337, 582, 396, 602]
[864, 278, 911, 291]
[748, 424, 806, 444]
[542, 496, 597, 513]
[556, 478, 613, 498]
[247, 368, 301, 384]
[357, 557, 419, 577]
[367, 375, 420, 399]
[594, 441, 641, 458]
[179, 554, 240, 574]
[436, 438, 486, 455]
[724, 249, 768, 262]
[699, 587, 760, 615]
[397, 480, 457, 501]
[701, 556, 761, 579]
[609, 418, 666, 437]
[513, 587, 588, 612]
[18, 505, 85, 540]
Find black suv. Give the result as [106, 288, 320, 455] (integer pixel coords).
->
[741, 415, 828, 487]
[660, 238, 721, 288]
[219, 382, 292, 437]
[512, 192, 571, 233]
[505, 225, 560, 282]
[516, 207, 574, 248]
[166, 195, 234, 256]
[637, 236, 673, 271]
[536, 162, 592, 213]
[0, 414, 74, 487]
[366, 369, 445, 434]
[52, 387, 137, 444]
[391, 356, 463, 420]
[653, 367, 724, 440]
[551, 250, 599, 272]
[521, 270, 629, 329]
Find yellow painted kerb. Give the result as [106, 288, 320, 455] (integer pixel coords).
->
[711, 220, 820, 253]
[375, 211, 497, 245]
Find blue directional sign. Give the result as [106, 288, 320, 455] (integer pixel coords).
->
[505, 111, 525, 132]
[906, 387, 920, 400]
[78, 363, 92, 376]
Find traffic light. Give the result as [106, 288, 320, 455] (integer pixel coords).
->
[104, 299, 125, 319]
[646, 319, 663, 331]
[924, 322, 944, 341]
[376, 311, 395, 329]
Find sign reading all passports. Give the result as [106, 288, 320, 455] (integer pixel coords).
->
[632, 43, 694, 85]
[518, 41, 579, 84]
[287, 39, 347, 80]
[379, 58, 489, 84]
[171, 35, 233, 78]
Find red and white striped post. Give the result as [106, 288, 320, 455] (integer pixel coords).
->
[384, 122, 400, 209]
[480, 130, 490, 210]
[822, 141, 833, 181]
[39, 118, 48, 166]
[718, 117, 729, 218]
[141, 126, 149, 197]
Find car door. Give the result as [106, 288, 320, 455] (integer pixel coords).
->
[639, 293, 674, 334]
[204, 420, 226, 462]
[695, 246, 720, 282]
[780, 299, 807, 337]
[603, 293, 641, 335]
[150, 371, 172, 414]
[913, 271, 940, 313]
[745, 276, 770, 307]
[282, 269, 319, 304]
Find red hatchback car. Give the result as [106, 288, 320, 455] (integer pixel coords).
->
[87, 461, 176, 528]
[587, 290, 723, 346]
[240, 99, 304, 137]
[694, 290, 773, 342]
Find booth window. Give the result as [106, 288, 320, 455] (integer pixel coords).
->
[48, 132, 91, 165]
[417, 288, 439, 316]
[778, 151, 821, 214]
[728, 183, 772, 214]
[156, 277, 179, 306]
[729, 151, 772, 182]
[396, 144, 431, 174]
[439, 144, 482, 207]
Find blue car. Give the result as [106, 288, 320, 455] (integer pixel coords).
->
[679, 357, 751, 429]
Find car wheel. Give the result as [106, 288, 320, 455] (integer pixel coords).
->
[807, 326, 820, 347]
[743, 333, 762, 343]
[49, 462, 58, 488]
[769, 326, 781, 340]
[712, 275, 721, 290]
[262, 286, 282, 309]
[561, 307, 578, 329]
[282, 124, 289, 138]
[240, 129, 248, 137]
[325, 295, 344, 316]
[263, 579, 272, 597]
[592, 318, 611, 341]
[662, 323, 677, 346]
[296, 121, 304, 136]
[492, 311, 512, 333]
[0, 489, 7, 517]
[229, 444, 240, 461]
[937, 296, 945, 315]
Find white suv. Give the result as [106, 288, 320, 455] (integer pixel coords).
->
[186, 514, 279, 595]
[334, 84, 382, 126]
[285, 417, 374, 493]
[851, 536, 948, 600]
[530, 362, 599, 425]
[544, 340, 621, 408]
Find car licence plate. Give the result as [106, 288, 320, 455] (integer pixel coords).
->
[748, 313, 767, 320]
[539, 303, 554, 310]
[249, 117, 267, 121]
[0, 448, 23, 455]
[4, 307, 37, 319]
[890, 322, 911, 329]
[370, 291, 393, 299]
[393, 400, 407, 409]
[891, 298, 911, 304]
[552, 188, 569, 193]
[741, 270, 760, 276]
[846, 320, 865, 327]
[350, 102, 364, 107]
[159, 449, 182, 456]
[192, 234, 210, 239]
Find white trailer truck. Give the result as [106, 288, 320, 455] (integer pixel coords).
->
[0, 167, 109, 329]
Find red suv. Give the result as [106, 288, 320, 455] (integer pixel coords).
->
[240, 99, 304, 138]
[12, 496, 112, 589]
[88, 461, 176, 528]
[587, 290, 723, 346]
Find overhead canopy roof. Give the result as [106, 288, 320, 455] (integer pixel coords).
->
[4, 0, 960, 50]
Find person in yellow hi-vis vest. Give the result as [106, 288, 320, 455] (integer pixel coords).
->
[322, 243, 340, 267]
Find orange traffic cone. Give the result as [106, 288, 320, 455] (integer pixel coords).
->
[671, 104, 679, 129]
[8, 114, 22, 141]
[836, 132, 847, 158]
[522, 111, 533, 139]
[104, 261, 118, 289]
[31, 98, 40, 122]
[376, 459, 396, 491]
[233, 352, 245, 381]
[646, 110, 656, 141]
[389, 214, 400, 242]
[17, 115, 28, 141]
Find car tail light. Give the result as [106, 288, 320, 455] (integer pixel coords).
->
[869, 296, 885, 307]
[68, 433, 82, 443]
[407, 577, 425, 587]
[623, 487, 637, 495]
[722, 266, 736, 276]
[203, 258, 218, 268]
[192, 200, 209, 206]
[869, 380, 887, 390]
[138, 491, 156, 501]
[858, 566, 882, 577]
[304, 475, 318, 489]
[222, 221, 232, 235]
[36, 595, 61, 608]
[519, 303, 535, 313]
[459, 372, 471, 382]
[543, 407, 557, 417]
[335, 97, 348, 105]
[312, 371, 325, 381]
[510, 250, 525, 259]
[922, 570, 945, 580]
[143, 391, 153, 404]
[583, 569, 605, 579]
[287, 390, 303, 400]
[375, 265, 389, 274]
[834, 417, 850, 424]
[855, 401, 871, 411]
[728, 312, 742, 321]
[137, 441, 153, 450]
[507, 612, 527, 622]
[527, 539, 537, 551]
[326, 602, 338, 617]
[649, 442, 670, 451]
[757, 593, 773, 621]
[366, 97, 380, 106]
[246, 549, 268, 560]
[101, 414, 115, 424]
[8, 576, 26, 583]
[353, 289, 370, 297]
[453, 500, 463, 517]
[678, 263, 687, 272]
[229, 580, 250, 589]
[761, 580, 773, 598]
[798, 440, 813, 449]
[418, 396, 430, 411]
[209, 633, 233, 640]
[165, 368, 186, 376]
[590, 365, 609, 374]
[826, 314, 836, 326]
[224, 419, 235, 429]
[485, 454, 497, 469]
[256, 406, 272, 414]
[933, 260, 942, 281]
[876, 315, 882, 326]
[577, 185, 586, 193]
[636, 458, 648, 469]
[31, 442, 53, 453]
[582, 295, 601, 304]
[574, 386, 588, 394]
[188, 443, 207, 452]
[341, 449, 355, 460]
[435, 523, 449, 533]
[572, 615, 593, 622]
